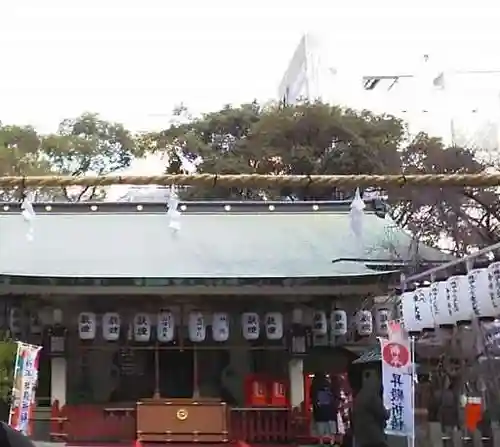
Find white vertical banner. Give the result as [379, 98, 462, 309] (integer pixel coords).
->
[380, 329, 414, 437]
[7, 342, 22, 427]
[8, 342, 43, 435]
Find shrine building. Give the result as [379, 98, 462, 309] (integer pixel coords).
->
[0, 200, 449, 445]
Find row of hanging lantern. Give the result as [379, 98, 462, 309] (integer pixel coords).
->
[76, 311, 285, 342]
[75, 308, 392, 342]
[401, 262, 500, 334]
[322, 308, 391, 337]
[7, 306, 392, 340]
[8, 308, 43, 335]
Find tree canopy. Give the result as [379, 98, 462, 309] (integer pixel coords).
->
[138, 101, 497, 256]
[0, 113, 141, 201]
[0, 338, 16, 420]
[0, 103, 498, 255]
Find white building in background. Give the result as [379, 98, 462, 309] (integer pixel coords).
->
[278, 34, 500, 152]
[278, 34, 367, 112]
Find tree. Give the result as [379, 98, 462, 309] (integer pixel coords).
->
[0, 113, 140, 202]
[393, 134, 491, 254]
[41, 113, 141, 201]
[0, 124, 52, 200]
[139, 101, 404, 199]
[139, 101, 497, 256]
[0, 337, 17, 421]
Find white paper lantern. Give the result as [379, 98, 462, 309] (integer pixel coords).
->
[375, 308, 391, 335]
[467, 268, 496, 319]
[188, 311, 206, 342]
[242, 312, 260, 340]
[447, 275, 472, 323]
[265, 312, 283, 340]
[401, 291, 420, 333]
[487, 262, 500, 313]
[430, 281, 454, 327]
[9, 308, 22, 334]
[157, 311, 175, 343]
[331, 310, 348, 336]
[312, 311, 328, 335]
[414, 287, 435, 331]
[134, 313, 151, 342]
[102, 312, 121, 341]
[29, 310, 42, 335]
[356, 310, 373, 336]
[78, 312, 96, 340]
[212, 312, 229, 342]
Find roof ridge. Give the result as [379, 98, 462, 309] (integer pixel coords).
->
[0, 199, 386, 216]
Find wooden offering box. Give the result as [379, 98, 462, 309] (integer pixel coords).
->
[136, 398, 229, 443]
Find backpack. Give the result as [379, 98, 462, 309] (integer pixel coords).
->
[316, 387, 333, 407]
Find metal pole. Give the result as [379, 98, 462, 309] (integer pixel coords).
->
[402, 240, 500, 286]
[153, 342, 160, 399]
[409, 336, 416, 447]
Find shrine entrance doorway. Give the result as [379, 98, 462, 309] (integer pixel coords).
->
[157, 342, 194, 398]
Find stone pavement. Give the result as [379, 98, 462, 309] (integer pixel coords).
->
[34, 443, 66, 447]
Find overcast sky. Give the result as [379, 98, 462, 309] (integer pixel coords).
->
[1, 0, 499, 133]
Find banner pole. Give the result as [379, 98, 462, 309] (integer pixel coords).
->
[409, 336, 416, 447]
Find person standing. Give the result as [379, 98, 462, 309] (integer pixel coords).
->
[352, 373, 389, 447]
[335, 373, 354, 447]
[310, 372, 340, 445]
[0, 422, 37, 447]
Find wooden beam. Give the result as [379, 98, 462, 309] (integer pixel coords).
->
[0, 284, 391, 296]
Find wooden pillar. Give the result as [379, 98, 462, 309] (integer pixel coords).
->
[193, 344, 200, 398]
[153, 342, 160, 399]
[288, 358, 304, 408]
[289, 309, 306, 409]
[491, 421, 500, 447]
[50, 358, 67, 406]
[50, 308, 67, 406]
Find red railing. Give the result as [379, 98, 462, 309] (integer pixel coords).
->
[50, 401, 135, 443]
[230, 408, 293, 443]
[51, 402, 296, 444]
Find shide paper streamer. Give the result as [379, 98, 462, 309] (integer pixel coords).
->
[167, 186, 181, 232]
[21, 194, 36, 242]
[349, 187, 365, 245]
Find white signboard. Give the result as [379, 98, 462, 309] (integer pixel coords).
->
[380, 326, 414, 437]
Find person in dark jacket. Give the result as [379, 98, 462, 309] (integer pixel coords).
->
[310, 372, 340, 443]
[352, 373, 389, 447]
[0, 422, 36, 447]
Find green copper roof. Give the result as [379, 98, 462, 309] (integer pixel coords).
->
[352, 345, 381, 364]
[0, 201, 451, 278]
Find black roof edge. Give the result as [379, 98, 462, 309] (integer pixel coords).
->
[335, 258, 451, 267]
[333, 258, 452, 273]
[0, 199, 387, 216]
[0, 271, 399, 287]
